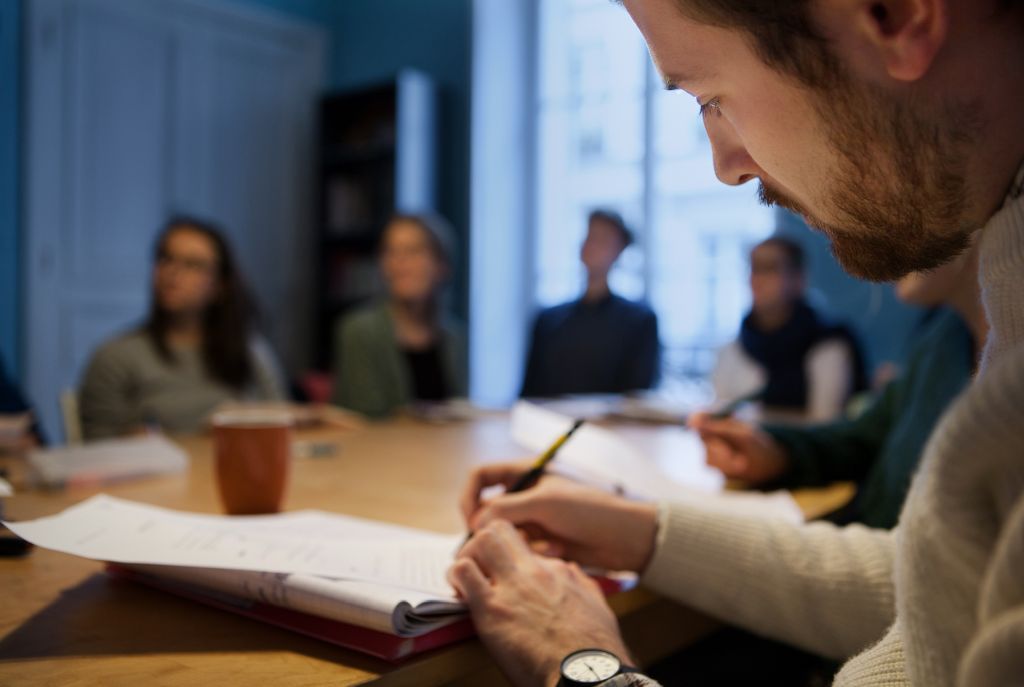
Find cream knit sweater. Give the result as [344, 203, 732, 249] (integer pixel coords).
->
[614, 175, 1024, 687]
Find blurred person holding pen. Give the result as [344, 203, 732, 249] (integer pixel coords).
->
[694, 241, 984, 529]
[711, 236, 866, 423]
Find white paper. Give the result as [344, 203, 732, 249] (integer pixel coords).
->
[4, 495, 460, 596]
[127, 564, 463, 636]
[510, 402, 803, 523]
[27, 435, 187, 487]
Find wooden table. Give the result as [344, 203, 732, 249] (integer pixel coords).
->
[0, 415, 853, 686]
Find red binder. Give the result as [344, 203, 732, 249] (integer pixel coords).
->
[105, 565, 630, 663]
[105, 565, 476, 662]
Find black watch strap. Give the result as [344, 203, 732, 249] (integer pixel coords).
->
[557, 671, 634, 687]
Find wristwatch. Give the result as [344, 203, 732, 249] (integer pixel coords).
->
[557, 648, 637, 686]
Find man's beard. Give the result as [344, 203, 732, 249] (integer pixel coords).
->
[758, 81, 978, 282]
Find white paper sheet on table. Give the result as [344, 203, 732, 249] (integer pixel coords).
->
[27, 435, 187, 487]
[4, 494, 460, 597]
[510, 401, 804, 523]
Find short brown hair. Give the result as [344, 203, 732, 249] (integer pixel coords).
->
[669, 0, 1023, 89]
[672, 1, 841, 89]
[753, 236, 805, 274]
[588, 208, 635, 247]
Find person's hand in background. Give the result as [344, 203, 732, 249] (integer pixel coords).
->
[689, 412, 790, 484]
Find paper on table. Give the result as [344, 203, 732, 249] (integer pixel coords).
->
[511, 401, 653, 486]
[4, 495, 459, 596]
[27, 435, 187, 487]
[510, 402, 804, 523]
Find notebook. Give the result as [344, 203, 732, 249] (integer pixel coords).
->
[7, 495, 629, 661]
[6, 495, 473, 659]
[105, 565, 475, 661]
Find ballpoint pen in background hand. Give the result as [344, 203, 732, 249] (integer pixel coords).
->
[461, 419, 585, 545]
[707, 388, 766, 420]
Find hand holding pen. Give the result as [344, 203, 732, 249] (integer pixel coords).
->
[461, 419, 585, 545]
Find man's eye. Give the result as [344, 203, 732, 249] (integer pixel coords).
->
[698, 97, 721, 119]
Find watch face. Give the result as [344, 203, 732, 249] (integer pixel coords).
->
[561, 649, 621, 683]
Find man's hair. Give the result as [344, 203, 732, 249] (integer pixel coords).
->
[588, 208, 635, 247]
[672, 0, 1024, 90]
[753, 236, 805, 274]
[672, 1, 840, 89]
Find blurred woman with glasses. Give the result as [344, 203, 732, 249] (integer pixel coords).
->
[79, 216, 286, 439]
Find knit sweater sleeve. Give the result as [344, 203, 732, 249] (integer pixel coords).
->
[959, 493, 1024, 686]
[640, 502, 896, 660]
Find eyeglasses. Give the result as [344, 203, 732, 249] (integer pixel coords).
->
[156, 252, 216, 274]
[750, 260, 797, 276]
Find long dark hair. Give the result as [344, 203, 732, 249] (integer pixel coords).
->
[146, 216, 256, 390]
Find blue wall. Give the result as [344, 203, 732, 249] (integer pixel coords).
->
[2, 0, 472, 384]
[0, 0, 20, 378]
[227, 0, 338, 29]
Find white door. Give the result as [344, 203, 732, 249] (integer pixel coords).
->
[24, 0, 324, 440]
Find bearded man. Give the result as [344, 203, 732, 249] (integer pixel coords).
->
[451, 1, 1024, 686]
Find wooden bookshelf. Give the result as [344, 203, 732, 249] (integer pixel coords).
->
[315, 71, 437, 369]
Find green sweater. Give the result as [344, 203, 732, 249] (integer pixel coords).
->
[764, 309, 974, 529]
[331, 301, 467, 418]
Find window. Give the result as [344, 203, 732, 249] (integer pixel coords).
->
[534, 0, 774, 380]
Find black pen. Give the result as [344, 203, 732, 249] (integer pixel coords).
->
[507, 418, 585, 492]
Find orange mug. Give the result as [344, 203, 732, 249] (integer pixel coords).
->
[212, 410, 293, 515]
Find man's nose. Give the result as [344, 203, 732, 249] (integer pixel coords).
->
[706, 115, 760, 187]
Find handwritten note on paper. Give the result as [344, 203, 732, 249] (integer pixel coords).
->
[4, 495, 459, 596]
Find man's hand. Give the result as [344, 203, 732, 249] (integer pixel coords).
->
[449, 519, 632, 687]
[460, 462, 659, 572]
[688, 412, 790, 484]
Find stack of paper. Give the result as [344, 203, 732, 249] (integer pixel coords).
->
[5, 495, 466, 638]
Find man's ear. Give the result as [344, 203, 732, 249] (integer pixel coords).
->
[823, 0, 949, 82]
